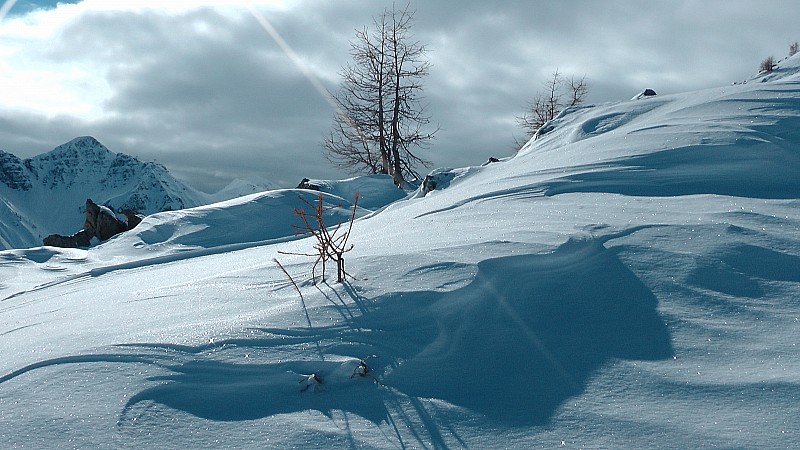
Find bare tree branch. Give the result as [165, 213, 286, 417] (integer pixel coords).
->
[516, 70, 589, 142]
[279, 193, 359, 284]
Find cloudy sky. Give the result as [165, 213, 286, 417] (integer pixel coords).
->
[1, 0, 798, 192]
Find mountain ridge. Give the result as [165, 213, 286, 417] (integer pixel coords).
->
[0, 136, 215, 249]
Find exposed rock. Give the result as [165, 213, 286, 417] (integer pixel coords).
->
[43, 199, 138, 248]
[122, 209, 144, 230]
[43, 230, 91, 248]
[85, 198, 128, 240]
[421, 169, 458, 196]
[297, 178, 321, 191]
[422, 175, 438, 194]
[632, 88, 657, 100]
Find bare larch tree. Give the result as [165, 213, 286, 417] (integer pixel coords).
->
[324, 5, 436, 187]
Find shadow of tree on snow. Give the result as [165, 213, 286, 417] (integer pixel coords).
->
[354, 237, 674, 424]
[118, 237, 672, 430]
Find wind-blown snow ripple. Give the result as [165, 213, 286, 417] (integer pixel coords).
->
[111, 237, 672, 427]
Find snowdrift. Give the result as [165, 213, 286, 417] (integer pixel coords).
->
[517, 72, 800, 199]
[124, 189, 364, 250]
[2, 57, 800, 448]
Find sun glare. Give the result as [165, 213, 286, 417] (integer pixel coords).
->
[0, 0, 17, 22]
[246, 5, 338, 112]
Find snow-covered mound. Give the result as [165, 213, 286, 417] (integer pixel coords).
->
[209, 176, 281, 203]
[2, 65, 800, 448]
[515, 75, 800, 200]
[102, 175, 403, 256]
[297, 174, 407, 210]
[751, 51, 800, 83]
[117, 189, 367, 251]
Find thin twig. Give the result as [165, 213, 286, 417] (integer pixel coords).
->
[273, 258, 303, 301]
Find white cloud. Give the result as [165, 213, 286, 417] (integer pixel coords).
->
[0, 3, 108, 118]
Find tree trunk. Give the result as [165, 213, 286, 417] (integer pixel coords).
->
[389, 19, 405, 187]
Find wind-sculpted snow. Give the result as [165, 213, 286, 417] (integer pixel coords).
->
[540, 139, 800, 198]
[0, 179, 402, 303]
[364, 238, 673, 424]
[9, 239, 664, 432]
[118, 189, 365, 250]
[3, 57, 800, 448]
[687, 242, 800, 298]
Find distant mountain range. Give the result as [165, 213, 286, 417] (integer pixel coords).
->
[0, 136, 278, 249]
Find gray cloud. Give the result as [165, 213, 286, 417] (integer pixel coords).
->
[2, 0, 799, 192]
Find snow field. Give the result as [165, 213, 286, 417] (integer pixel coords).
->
[2, 56, 800, 448]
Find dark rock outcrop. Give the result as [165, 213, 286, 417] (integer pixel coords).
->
[122, 209, 144, 231]
[296, 178, 321, 191]
[632, 88, 657, 100]
[43, 230, 92, 248]
[85, 198, 128, 241]
[421, 169, 457, 196]
[422, 175, 438, 194]
[43, 199, 138, 248]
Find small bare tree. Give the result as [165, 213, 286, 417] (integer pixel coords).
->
[279, 193, 359, 284]
[760, 55, 777, 73]
[568, 75, 589, 106]
[516, 70, 588, 142]
[790, 41, 799, 57]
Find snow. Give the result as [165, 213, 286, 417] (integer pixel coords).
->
[209, 176, 282, 203]
[2, 60, 800, 448]
[294, 174, 407, 210]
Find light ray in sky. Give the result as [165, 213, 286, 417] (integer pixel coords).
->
[0, 0, 18, 22]
[246, 4, 373, 160]
[245, 4, 338, 112]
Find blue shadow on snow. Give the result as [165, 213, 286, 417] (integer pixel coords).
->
[117, 237, 672, 427]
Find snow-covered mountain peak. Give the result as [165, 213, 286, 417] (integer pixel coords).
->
[0, 137, 208, 248]
[27, 136, 118, 189]
[47, 135, 109, 157]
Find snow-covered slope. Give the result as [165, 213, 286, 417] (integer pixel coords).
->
[2, 58, 800, 448]
[209, 176, 282, 203]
